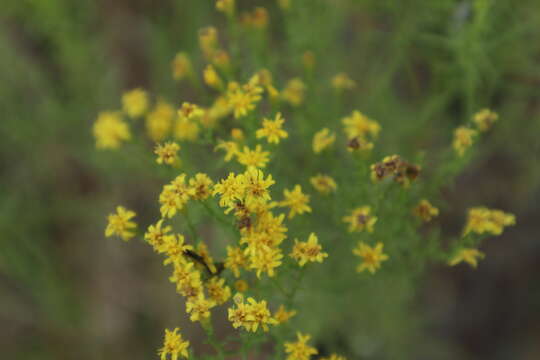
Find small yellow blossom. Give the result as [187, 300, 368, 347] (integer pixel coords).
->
[158, 328, 190, 360]
[145, 219, 172, 253]
[413, 199, 439, 222]
[284, 332, 318, 360]
[189, 173, 214, 200]
[249, 247, 283, 278]
[312, 128, 336, 154]
[159, 174, 195, 218]
[206, 277, 231, 305]
[353, 242, 389, 274]
[241, 7, 269, 29]
[213, 172, 246, 207]
[310, 174, 337, 194]
[274, 305, 296, 324]
[231, 128, 245, 141]
[163, 234, 194, 265]
[175, 118, 200, 142]
[155, 142, 181, 166]
[256, 113, 288, 144]
[342, 206, 377, 233]
[227, 78, 263, 119]
[290, 233, 328, 266]
[186, 294, 216, 322]
[216, 0, 235, 16]
[93, 111, 131, 149]
[105, 206, 137, 241]
[282, 78, 306, 106]
[172, 52, 192, 81]
[473, 108, 498, 132]
[225, 246, 249, 277]
[331, 73, 356, 91]
[211, 50, 231, 70]
[449, 248, 485, 268]
[453, 126, 477, 157]
[199, 27, 218, 58]
[146, 101, 175, 142]
[279, 185, 311, 219]
[463, 207, 516, 236]
[204, 64, 223, 90]
[342, 110, 380, 140]
[122, 88, 149, 118]
[346, 136, 374, 152]
[215, 140, 239, 162]
[370, 155, 421, 186]
[236, 145, 270, 168]
[228, 295, 278, 332]
[178, 102, 204, 120]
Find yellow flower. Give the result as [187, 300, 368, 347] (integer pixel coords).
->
[122, 88, 149, 118]
[346, 136, 373, 152]
[172, 52, 192, 81]
[174, 117, 200, 142]
[170, 263, 204, 298]
[449, 248, 485, 268]
[249, 246, 283, 278]
[331, 72, 356, 91]
[236, 145, 270, 168]
[243, 167, 275, 205]
[473, 108, 498, 132]
[241, 7, 269, 29]
[463, 207, 515, 236]
[189, 173, 214, 200]
[211, 50, 231, 71]
[163, 234, 194, 266]
[225, 246, 248, 277]
[370, 155, 421, 187]
[146, 100, 174, 142]
[234, 279, 249, 292]
[290, 233, 328, 267]
[186, 294, 215, 322]
[353, 242, 389, 274]
[199, 27, 218, 58]
[453, 126, 477, 157]
[216, 0, 235, 16]
[256, 112, 288, 144]
[105, 206, 137, 241]
[284, 332, 318, 360]
[310, 174, 337, 194]
[145, 220, 173, 253]
[155, 142, 181, 166]
[178, 102, 204, 120]
[342, 206, 377, 233]
[279, 185, 311, 219]
[413, 199, 439, 222]
[282, 78, 306, 106]
[342, 110, 380, 140]
[93, 111, 131, 149]
[204, 64, 223, 90]
[158, 328, 190, 360]
[213, 172, 246, 207]
[274, 305, 296, 324]
[228, 295, 278, 332]
[206, 277, 231, 305]
[159, 174, 195, 218]
[215, 140, 239, 162]
[312, 128, 336, 154]
[231, 128, 245, 141]
[227, 78, 263, 119]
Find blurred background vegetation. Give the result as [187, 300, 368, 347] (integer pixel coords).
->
[1, 0, 540, 359]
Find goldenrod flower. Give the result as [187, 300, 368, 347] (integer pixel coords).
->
[172, 52, 192, 81]
[206, 277, 231, 305]
[312, 128, 336, 154]
[236, 145, 270, 168]
[249, 246, 283, 278]
[189, 173, 214, 200]
[413, 199, 439, 222]
[463, 207, 515, 236]
[449, 248, 485, 268]
[158, 328, 190, 360]
[310, 174, 337, 194]
[186, 294, 216, 322]
[342, 110, 380, 140]
[282, 78, 306, 106]
[473, 108, 498, 132]
[159, 174, 195, 218]
[163, 234, 194, 265]
[290, 233, 328, 266]
[370, 155, 420, 187]
[203, 64, 223, 90]
[215, 140, 239, 162]
[105, 206, 137, 241]
[342, 206, 377, 233]
[225, 246, 248, 277]
[178, 102, 204, 120]
[122, 88, 149, 118]
[331, 72, 356, 91]
[170, 262, 204, 298]
[228, 295, 278, 332]
[279, 185, 311, 219]
[243, 167, 275, 205]
[93, 111, 131, 149]
[346, 136, 373, 152]
[146, 100, 174, 142]
[353, 242, 389, 274]
[284, 332, 318, 360]
[211, 50, 231, 71]
[213, 172, 246, 207]
[227, 78, 263, 119]
[274, 305, 296, 324]
[199, 27, 218, 59]
[175, 118, 200, 142]
[145, 219, 173, 253]
[241, 7, 269, 29]
[453, 126, 477, 157]
[216, 0, 235, 16]
[155, 142, 181, 166]
[256, 112, 288, 144]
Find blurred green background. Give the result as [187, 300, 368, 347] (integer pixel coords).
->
[1, 0, 540, 359]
